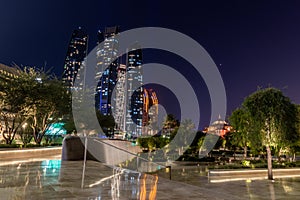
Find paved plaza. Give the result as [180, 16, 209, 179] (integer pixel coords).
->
[0, 155, 300, 199]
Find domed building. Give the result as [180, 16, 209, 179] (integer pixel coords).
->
[203, 115, 232, 138]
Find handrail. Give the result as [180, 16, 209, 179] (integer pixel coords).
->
[93, 138, 172, 179]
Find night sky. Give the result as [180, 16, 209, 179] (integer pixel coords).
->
[1, 0, 300, 130]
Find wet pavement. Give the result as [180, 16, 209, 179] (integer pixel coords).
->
[0, 157, 300, 199]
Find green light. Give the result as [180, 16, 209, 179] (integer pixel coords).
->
[45, 123, 66, 135]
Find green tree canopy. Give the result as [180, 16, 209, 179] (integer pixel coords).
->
[162, 114, 180, 139]
[229, 107, 256, 158]
[242, 87, 299, 179]
[1, 67, 70, 145]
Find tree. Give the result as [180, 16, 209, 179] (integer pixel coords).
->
[162, 114, 180, 138]
[243, 88, 299, 180]
[63, 114, 77, 135]
[285, 104, 300, 161]
[166, 118, 196, 158]
[96, 110, 115, 137]
[0, 111, 24, 144]
[176, 119, 195, 147]
[20, 68, 70, 145]
[0, 66, 26, 144]
[137, 137, 149, 151]
[1, 67, 70, 145]
[19, 122, 33, 146]
[229, 108, 252, 158]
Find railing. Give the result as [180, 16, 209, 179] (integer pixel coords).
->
[92, 138, 172, 180]
[62, 135, 172, 189]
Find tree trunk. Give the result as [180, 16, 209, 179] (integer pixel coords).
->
[5, 138, 10, 145]
[266, 145, 273, 180]
[293, 153, 296, 162]
[8, 138, 13, 145]
[32, 126, 42, 145]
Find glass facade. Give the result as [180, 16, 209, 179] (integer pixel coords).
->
[114, 64, 127, 135]
[62, 26, 147, 138]
[142, 88, 159, 136]
[125, 44, 143, 137]
[95, 26, 120, 116]
[62, 27, 88, 89]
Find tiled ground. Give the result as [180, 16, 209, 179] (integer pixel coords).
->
[0, 158, 300, 199]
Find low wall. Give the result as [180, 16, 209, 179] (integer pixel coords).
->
[208, 168, 300, 182]
[0, 147, 62, 161]
[61, 136, 142, 166]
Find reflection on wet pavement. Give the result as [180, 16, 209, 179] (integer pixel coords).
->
[0, 159, 159, 199]
[1, 159, 300, 199]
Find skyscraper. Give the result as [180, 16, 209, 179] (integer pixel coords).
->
[114, 64, 127, 134]
[62, 26, 147, 138]
[125, 44, 143, 137]
[142, 88, 159, 136]
[62, 27, 88, 89]
[95, 26, 120, 115]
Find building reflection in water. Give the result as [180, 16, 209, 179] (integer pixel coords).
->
[0, 159, 62, 199]
[41, 160, 61, 174]
[111, 167, 122, 199]
[109, 167, 158, 200]
[139, 174, 158, 200]
[2, 160, 300, 199]
[269, 182, 276, 200]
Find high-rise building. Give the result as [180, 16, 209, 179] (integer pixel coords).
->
[114, 64, 127, 134]
[142, 88, 159, 136]
[62, 26, 148, 138]
[95, 26, 120, 115]
[62, 27, 88, 89]
[125, 44, 143, 137]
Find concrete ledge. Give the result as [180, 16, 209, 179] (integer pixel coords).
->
[61, 136, 142, 166]
[208, 168, 300, 182]
[0, 147, 62, 161]
[61, 136, 98, 161]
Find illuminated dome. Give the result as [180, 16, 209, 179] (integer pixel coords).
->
[203, 115, 232, 138]
[212, 119, 228, 126]
[211, 115, 228, 127]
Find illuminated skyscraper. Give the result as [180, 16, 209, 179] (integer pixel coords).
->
[62, 27, 88, 89]
[125, 44, 143, 137]
[114, 64, 127, 134]
[142, 88, 159, 136]
[61, 26, 148, 138]
[95, 26, 120, 115]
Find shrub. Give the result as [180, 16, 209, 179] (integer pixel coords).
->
[0, 144, 20, 148]
[241, 160, 250, 167]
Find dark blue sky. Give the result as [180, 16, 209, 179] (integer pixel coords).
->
[1, 0, 300, 129]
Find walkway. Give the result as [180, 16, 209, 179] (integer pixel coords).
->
[1, 158, 300, 199]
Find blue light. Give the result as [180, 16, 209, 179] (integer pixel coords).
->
[45, 123, 66, 136]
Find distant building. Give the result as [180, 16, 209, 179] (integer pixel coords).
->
[125, 44, 143, 137]
[62, 27, 88, 90]
[0, 63, 19, 141]
[95, 26, 120, 115]
[62, 26, 148, 138]
[203, 115, 232, 138]
[0, 63, 18, 80]
[112, 43, 145, 138]
[114, 64, 127, 135]
[142, 88, 159, 136]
